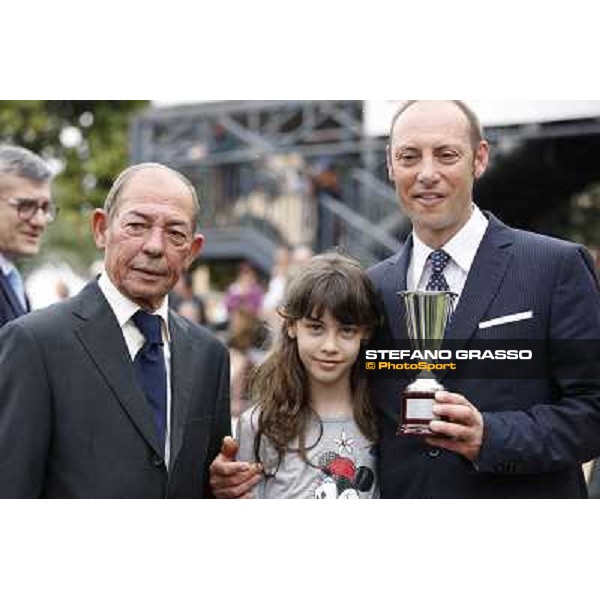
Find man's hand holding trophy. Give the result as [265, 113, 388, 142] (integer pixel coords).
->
[396, 290, 455, 436]
[396, 290, 484, 461]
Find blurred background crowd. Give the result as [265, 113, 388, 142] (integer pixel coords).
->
[4, 99, 600, 428]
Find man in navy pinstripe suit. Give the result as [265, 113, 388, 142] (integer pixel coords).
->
[210, 100, 600, 498]
[367, 100, 600, 498]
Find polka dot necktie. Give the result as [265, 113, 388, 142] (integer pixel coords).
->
[426, 249, 451, 292]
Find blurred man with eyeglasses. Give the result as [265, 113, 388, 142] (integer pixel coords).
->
[0, 145, 56, 327]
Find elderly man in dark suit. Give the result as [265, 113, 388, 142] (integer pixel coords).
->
[0, 145, 55, 327]
[209, 100, 600, 499]
[0, 163, 230, 498]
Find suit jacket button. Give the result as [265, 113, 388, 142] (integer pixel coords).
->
[152, 454, 165, 467]
[428, 449, 442, 459]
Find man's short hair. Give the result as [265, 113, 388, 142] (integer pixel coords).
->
[0, 145, 53, 185]
[103, 163, 200, 230]
[388, 100, 484, 151]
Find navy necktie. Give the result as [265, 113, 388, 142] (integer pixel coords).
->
[132, 310, 167, 452]
[426, 249, 451, 292]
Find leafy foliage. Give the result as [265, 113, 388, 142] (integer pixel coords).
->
[0, 100, 149, 271]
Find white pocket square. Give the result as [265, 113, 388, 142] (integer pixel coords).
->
[478, 311, 533, 329]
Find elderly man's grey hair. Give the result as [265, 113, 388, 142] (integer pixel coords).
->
[103, 163, 200, 230]
[0, 145, 53, 185]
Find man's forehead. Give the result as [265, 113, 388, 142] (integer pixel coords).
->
[0, 173, 51, 197]
[391, 101, 471, 143]
[120, 206, 190, 224]
[121, 166, 190, 197]
[114, 193, 196, 231]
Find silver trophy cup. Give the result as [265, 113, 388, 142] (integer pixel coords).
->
[397, 290, 456, 435]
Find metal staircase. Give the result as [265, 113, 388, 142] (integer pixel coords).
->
[130, 100, 408, 270]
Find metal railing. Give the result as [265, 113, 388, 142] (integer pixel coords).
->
[181, 162, 404, 268]
[317, 194, 402, 266]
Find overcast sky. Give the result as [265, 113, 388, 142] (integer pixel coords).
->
[365, 100, 600, 135]
[153, 100, 600, 137]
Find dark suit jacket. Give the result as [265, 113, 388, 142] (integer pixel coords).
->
[368, 213, 600, 498]
[0, 268, 27, 328]
[0, 280, 231, 498]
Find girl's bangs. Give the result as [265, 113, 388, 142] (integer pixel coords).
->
[300, 274, 375, 326]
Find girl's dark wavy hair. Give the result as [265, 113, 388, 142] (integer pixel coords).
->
[249, 251, 381, 473]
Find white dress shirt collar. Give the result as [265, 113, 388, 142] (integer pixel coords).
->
[97, 271, 171, 342]
[97, 270, 173, 466]
[0, 253, 16, 277]
[411, 204, 488, 285]
[443, 204, 488, 274]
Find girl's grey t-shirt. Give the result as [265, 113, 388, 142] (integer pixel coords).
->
[236, 406, 379, 499]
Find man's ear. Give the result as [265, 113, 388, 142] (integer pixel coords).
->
[473, 140, 490, 180]
[184, 233, 204, 269]
[91, 209, 108, 251]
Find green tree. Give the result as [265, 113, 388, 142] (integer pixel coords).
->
[0, 100, 149, 272]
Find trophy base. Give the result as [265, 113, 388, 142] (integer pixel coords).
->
[397, 422, 435, 436]
[397, 388, 441, 437]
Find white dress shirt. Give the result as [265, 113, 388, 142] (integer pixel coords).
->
[407, 204, 489, 307]
[0, 253, 14, 277]
[97, 272, 172, 467]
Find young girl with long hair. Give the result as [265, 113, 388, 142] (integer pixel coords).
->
[235, 252, 381, 499]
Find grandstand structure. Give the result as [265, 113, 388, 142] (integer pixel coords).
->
[130, 100, 600, 272]
[130, 100, 405, 271]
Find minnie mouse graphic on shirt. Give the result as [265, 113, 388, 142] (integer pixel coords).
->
[313, 450, 375, 499]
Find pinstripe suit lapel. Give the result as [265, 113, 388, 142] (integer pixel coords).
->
[444, 213, 515, 349]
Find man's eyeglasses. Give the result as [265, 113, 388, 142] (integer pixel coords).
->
[1, 197, 60, 222]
